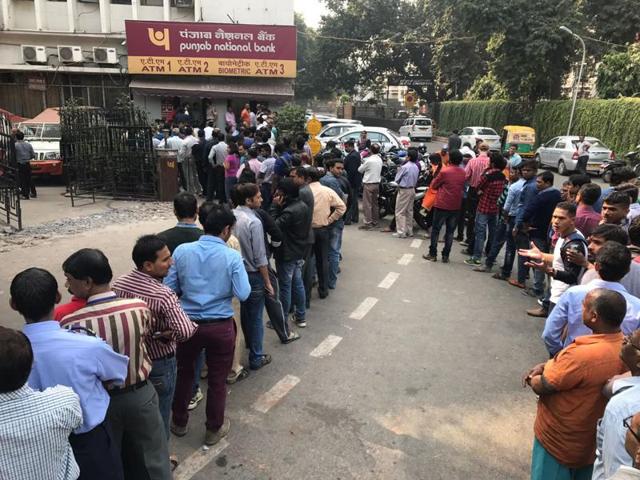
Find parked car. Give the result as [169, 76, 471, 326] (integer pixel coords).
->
[319, 122, 363, 145]
[459, 126, 501, 151]
[535, 136, 615, 175]
[17, 108, 63, 176]
[398, 116, 433, 142]
[328, 126, 404, 152]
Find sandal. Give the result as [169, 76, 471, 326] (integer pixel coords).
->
[226, 367, 249, 385]
[170, 456, 179, 472]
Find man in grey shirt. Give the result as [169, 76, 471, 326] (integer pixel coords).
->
[231, 182, 273, 371]
[14, 131, 36, 199]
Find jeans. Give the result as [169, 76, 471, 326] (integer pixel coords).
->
[172, 320, 235, 432]
[465, 188, 479, 245]
[149, 355, 177, 440]
[428, 208, 459, 258]
[311, 227, 331, 297]
[328, 219, 344, 289]
[224, 176, 237, 203]
[472, 212, 497, 260]
[531, 237, 548, 296]
[240, 272, 266, 368]
[264, 266, 290, 342]
[486, 216, 517, 276]
[516, 231, 532, 284]
[277, 259, 306, 322]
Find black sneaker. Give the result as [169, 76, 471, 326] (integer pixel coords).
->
[250, 354, 272, 370]
[441, 257, 450, 263]
[422, 254, 437, 262]
[295, 318, 307, 328]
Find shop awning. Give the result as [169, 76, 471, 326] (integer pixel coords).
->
[129, 76, 295, 101]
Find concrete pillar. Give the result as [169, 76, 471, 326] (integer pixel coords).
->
[131, 0, 138, 20]
[162, 0, 170, 21]
[66, 0, 77, 32]
[1, 0, 12, 30]
[33, 0, 45, 30]
[193, 0, 201, 21]
[99, 0, 110, 33]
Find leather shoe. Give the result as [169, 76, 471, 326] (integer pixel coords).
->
[508, 279, 526, 289]
[526, 307, 548, 318]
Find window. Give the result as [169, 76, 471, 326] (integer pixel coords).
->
[415, 119, 431, 126]
[477, 128, 497, 135]
[461, 128, 472, 135]
[18, 124, 42, 139]
[544, 137, 558, 148]
[556, 141, 566, 149]
[322, 127, 339, 137]
[42, 124, 61, 138]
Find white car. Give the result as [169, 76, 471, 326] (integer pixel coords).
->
[318, 122, 362, 143]
[535, 136, 615, 175]
[398, 116, 433, 142]
[459, 126, 501, 151]
[328, 126, 404, 152]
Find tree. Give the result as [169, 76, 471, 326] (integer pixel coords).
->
[464, 73, 508, 101]
[597, 44, 640, 99]
[294, 13, 334, 101]
[580, 0, 640, 47]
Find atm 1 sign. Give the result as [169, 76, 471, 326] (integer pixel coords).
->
[125, 20, 297, 78]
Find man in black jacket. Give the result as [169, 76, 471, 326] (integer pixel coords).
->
[343, 140, 362, 224]
[271, 178, 312, 330]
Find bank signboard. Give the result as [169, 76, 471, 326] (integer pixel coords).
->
[125, 20, 297, 78]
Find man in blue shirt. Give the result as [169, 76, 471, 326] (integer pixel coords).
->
[510, 160, 539, 289]
[165, 204, 250, 446]
[11, 267, 129, 480]
[542, 242, 640, 356]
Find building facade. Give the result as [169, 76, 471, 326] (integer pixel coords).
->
[0, 0, 295, 123]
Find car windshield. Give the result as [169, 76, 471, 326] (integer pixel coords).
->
[571, 138, 608, 150]
[476, 128, 498, 135]
[415, 119, 431, 126]
[18, 124, 42, 139]
[42, 124, 61, 138]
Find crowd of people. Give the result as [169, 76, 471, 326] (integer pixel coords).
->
[5, 102, 640, 479]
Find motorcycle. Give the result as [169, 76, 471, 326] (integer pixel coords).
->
[600, 144, 640, 183]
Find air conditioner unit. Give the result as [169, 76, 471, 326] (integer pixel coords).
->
[174, 0, 193, 7]
[58, 45, 83, 63]
[93, 47, 118, 64]
[22, 45, 47, 64]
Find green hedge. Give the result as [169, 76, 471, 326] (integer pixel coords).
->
[532, 98, 640, 154]
[436, 101, 529, 134]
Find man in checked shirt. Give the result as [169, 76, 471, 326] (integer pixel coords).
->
[112, 235, 197, 468]
[60, 248, 172, 480]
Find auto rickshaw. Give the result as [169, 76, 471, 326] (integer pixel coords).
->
[501, 125, 536, 158]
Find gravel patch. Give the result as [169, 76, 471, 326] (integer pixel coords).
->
[0, 202, 174, 252]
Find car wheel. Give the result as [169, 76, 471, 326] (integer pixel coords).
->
[535, 154, 542, 169]
[602, 170, 612, 184]
[558, 160, 567, 176]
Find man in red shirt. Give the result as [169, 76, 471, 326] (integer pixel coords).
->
[575, 183, 602, 239]
[423, 150, 466, 263]
[465, 153, 507, 266]
[461, 143, 491, 253]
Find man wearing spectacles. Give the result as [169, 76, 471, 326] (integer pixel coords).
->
[522, 288, 627, 480]
[592, 329, 640, 479]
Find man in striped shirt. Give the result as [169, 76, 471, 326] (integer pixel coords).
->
[0, 326, 82, 480]
[112, 235, 197, 443]
[60, 248, 172, 480]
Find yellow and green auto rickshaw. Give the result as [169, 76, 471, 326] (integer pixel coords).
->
[501, 126, 536, 158]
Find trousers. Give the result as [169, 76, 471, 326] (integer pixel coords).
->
[428, 208, 459, 258]
[395, 188, 415, 235]
[69, 421, 124, 480]
[362, 183, 380, 225]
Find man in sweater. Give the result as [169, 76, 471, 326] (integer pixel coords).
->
[357, 143, 383, 230]
[423, 150, 466, 263]
[158, 192, 203, 254]
[523, 288, 627, 480]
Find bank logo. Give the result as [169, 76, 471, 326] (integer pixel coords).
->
[147, 28, 170, 51]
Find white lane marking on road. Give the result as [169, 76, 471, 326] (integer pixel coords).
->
[173, 439, 229, 480]
[349, 297, 379, 320]
[410, 239, 423, 249]
[378, 272, 400, 289]
[309, 335, 343, 358]
[398, 254, 414, 266]
[253, 375, 301, 413]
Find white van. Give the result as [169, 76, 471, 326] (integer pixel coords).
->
[398, 116, 433, 142]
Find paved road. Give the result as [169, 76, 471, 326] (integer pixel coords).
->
[0, 195, 549, 479]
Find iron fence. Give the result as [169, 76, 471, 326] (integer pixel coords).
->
[0, 114, 21, 230]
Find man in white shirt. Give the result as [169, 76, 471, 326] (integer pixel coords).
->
[204, 121, 214, 141]
[180, 127, 201, 195]
[576, 135, 592, 175]
[357, 143, 383, 230]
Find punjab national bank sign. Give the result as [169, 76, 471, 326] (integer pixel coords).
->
[125, 20, 297, 78]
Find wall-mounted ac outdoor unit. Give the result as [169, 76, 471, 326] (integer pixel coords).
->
[58, 45, 83, 63]
[93, 47, 118, 64]
[22, 45, 47, 64]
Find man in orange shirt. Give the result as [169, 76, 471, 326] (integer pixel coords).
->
[522, 288, 627, 480]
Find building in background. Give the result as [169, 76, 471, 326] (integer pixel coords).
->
[0, 0, 295, 122]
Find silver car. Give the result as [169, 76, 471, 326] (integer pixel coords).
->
[535, 136, 614, 175]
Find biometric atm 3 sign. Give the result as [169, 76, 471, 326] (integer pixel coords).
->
[125, 20, 297, 78]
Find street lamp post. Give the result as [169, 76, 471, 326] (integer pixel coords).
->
[560, 26, 587, 137]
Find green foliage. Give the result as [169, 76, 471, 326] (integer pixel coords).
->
[464, 73, 509, 101]
[436, 101, 528, 133]
[596, 45, 640, 99]
[532, 98, 640, 154]
[294, 13, 334, 101]
[276, 103, 306, 138]
[580, 0, 640, 46]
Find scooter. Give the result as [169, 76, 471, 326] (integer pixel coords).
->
[601, 144, 640, 183]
